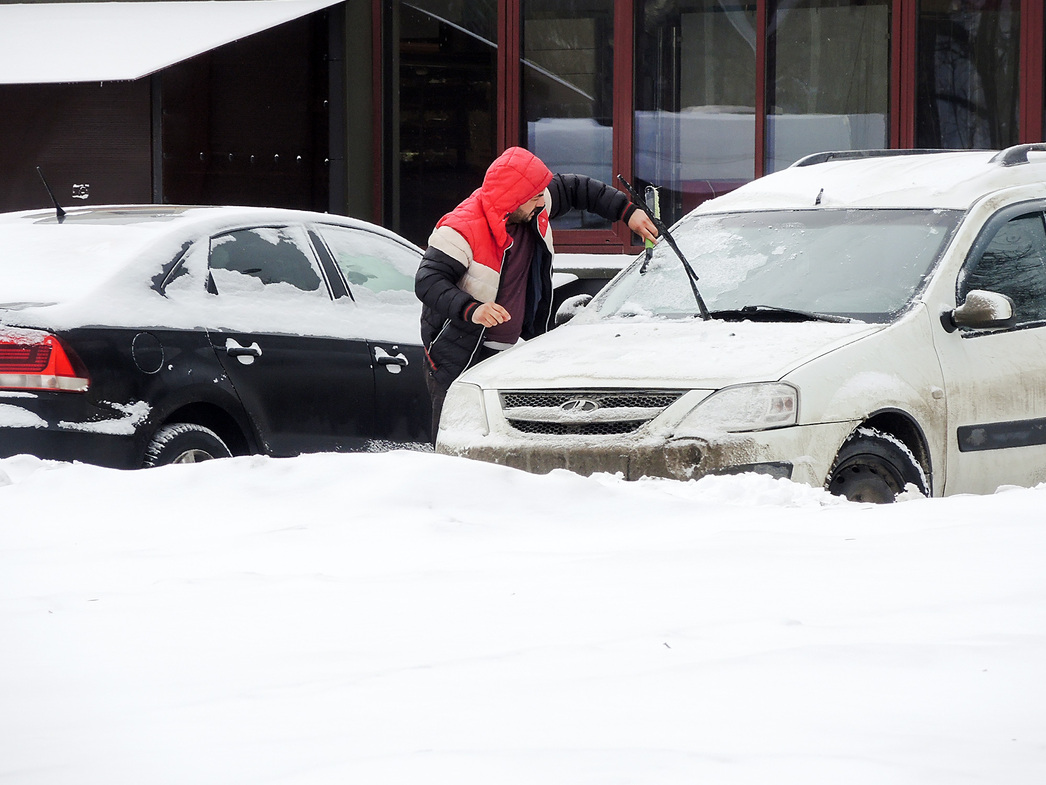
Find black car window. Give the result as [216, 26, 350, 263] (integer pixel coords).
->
[314, 225, 418, 302]
[209, 227, 326, 296]
[962, 212, 1046, 326]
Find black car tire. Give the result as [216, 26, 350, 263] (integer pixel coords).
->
[143, 423, 233, 467]
[826, 427, 927, 503]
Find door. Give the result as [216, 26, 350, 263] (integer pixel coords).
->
[311, 223, 431, 444]
[205, 225, 377, 455]
[933, 207, 1046, 493]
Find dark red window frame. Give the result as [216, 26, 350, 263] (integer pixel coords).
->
[376, 0, 1046, 252]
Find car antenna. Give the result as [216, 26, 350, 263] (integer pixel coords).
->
[617, 174, 710, 320]
[36, 166, 66, 224]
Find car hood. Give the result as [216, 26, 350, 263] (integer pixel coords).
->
[459, 317, 882, 389]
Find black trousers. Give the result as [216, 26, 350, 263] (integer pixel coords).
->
[425, 371, 448, 446]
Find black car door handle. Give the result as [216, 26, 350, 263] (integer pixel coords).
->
[374, 346, 408, 373]
[227, 345, 262, 357]
[225, 338, 263, 364]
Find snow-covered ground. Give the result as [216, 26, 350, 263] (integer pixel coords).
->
[2, 450, 1044, 784]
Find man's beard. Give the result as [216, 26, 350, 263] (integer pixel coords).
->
[507, 204, 541, 224]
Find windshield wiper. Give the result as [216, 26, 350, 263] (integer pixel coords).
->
[708, 305, 853, 323]
[617, 175, 711, 320]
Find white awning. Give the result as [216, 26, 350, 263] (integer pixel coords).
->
[0, 0, 343, 85]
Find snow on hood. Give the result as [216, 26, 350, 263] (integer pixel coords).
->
[459, 318, 880, 389]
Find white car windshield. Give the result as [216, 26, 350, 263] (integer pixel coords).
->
[588, 208, 962, 324]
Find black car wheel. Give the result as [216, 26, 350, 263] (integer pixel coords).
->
[143, 423, 233, 467]
[826, 428, 927, 503]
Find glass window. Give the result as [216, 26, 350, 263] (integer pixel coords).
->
[388, 1, 497, 246]
[635, 0, 757, 226]
[767, 0, 890, 173]
[962, 212, 1046, 326]
[314, 225, 420, 306]
[208, 226, 327, 297]
[916, 0, 1019, 149]
[587, 208, 961, 323]
[522, 0, 615, 230]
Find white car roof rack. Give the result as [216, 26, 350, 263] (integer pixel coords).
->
[791, 149, 957, 168]
[988, 143, 1046, 166]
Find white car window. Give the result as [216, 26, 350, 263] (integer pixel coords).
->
[962, 211, 1046, 326]
[209, 226, 328, 299]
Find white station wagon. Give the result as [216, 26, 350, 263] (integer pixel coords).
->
[437, 144, 1046, 502]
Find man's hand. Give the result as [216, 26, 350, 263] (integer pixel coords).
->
[628, 209, 659, 243]
[472, 302, 511, 327]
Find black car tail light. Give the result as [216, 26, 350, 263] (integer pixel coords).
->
[0, 331, 89, 392]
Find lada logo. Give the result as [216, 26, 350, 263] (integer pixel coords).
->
[560, 397, 600, 413]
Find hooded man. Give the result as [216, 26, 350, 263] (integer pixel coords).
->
[414, 146, 658, 438]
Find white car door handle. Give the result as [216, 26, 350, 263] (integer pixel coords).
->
[225, 338, 262, 365]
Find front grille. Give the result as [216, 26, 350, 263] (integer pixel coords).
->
[501, 391, 682, 409]
[499, 389, 685, 436]
[509, 419, 649, 436]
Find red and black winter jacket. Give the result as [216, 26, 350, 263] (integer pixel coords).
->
[415, 147, 635, 387]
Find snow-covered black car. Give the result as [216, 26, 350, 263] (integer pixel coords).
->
[0, 205, 430, 466]
[438, 144, 1046, 502]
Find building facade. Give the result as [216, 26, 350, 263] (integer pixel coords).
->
[382, 0, 1043, 252]
[0, 0, 1042, 255]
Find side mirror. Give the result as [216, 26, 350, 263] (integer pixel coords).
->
[555, 293, 592, 326]
[942, 289, 1016, 332]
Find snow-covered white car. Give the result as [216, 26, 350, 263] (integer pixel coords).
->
[0, 205, 430, 466]
[438, 144, 1046, 502]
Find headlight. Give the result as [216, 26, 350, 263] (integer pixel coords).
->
[677, 382, 797, 433]
[439, 381, 489, 437]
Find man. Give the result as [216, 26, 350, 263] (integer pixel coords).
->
[415, 146, 658, 438]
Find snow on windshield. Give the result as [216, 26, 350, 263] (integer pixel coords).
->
[590, 209, 961, 323]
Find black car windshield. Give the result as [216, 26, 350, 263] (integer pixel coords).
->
[587, 208, 962, 323]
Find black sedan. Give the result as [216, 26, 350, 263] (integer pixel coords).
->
[0, 205, 431, 467]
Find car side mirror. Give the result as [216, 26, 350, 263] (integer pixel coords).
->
[941, 289, 1016, 332]
[555, 293, 592, 326]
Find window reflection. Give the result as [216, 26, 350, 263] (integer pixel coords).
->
[522, 0, 615, 230]
[314, 225, 419, 299]
[766, 0, 889, 173]
[635, 0, 757, 227]
[390, 1, 498, 246]
[916, 0, 1019, 149]
[963, 213, 1046, 326]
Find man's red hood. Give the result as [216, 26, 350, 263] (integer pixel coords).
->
[435, 147, 553, 260]
[480, 146, 553, 221]
[474, 147, 553, 248]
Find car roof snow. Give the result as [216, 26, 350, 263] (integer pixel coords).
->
[700, 146, 1046, 214]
